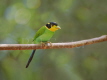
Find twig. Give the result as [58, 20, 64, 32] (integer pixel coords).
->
[0, 35, 107, 50]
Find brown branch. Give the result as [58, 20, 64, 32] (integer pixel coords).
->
[0, 35, 107, 50]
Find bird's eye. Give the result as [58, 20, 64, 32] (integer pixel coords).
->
[46, 24, 51, 28]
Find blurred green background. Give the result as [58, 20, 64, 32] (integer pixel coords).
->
[0, 0, 107, 80]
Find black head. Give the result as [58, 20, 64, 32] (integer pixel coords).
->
[46, 22, 58, 29]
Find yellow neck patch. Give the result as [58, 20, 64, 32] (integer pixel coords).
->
[49, 27, 58, 32]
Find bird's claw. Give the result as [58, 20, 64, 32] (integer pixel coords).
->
[40, 41, 53, 49]
[47, 41, 53, 47]
[41, 42, 46, 47]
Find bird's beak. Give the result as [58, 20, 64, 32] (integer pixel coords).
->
[56, 26, 61, 29]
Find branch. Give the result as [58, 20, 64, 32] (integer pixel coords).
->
[0, 35, 107, 50]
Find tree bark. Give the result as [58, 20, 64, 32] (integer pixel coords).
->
[0, 35, 107, 50]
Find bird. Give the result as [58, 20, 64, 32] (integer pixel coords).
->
[26, 22, 61, 68]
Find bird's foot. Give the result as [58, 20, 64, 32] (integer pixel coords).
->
[41, 42, 46, 46]
[40, 42, 53, 49]
[46, 41, 53, 47]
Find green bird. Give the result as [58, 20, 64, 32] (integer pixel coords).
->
[26, 22, 61, 68]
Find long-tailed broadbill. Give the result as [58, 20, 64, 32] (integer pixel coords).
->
[26, 22, 61, 68]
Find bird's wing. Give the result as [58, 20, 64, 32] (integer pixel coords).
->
[33, 26, 46, 41]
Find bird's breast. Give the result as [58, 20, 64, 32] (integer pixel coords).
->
[36, 31, 54, 43]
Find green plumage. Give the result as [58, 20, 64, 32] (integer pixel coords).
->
[33, 26, 55, 44]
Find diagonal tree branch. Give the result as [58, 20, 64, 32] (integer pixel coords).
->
[0, 35, 107, 50]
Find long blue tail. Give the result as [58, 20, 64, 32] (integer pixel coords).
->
[26, 50, 36, 68]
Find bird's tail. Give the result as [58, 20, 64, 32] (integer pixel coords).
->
[26, 50, 36, 68]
